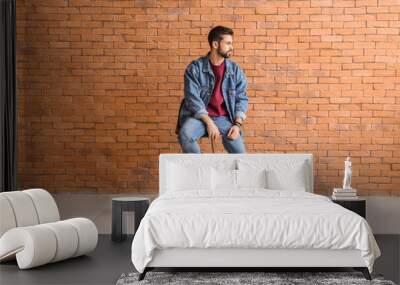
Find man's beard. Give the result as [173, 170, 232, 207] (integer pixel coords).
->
[217, 47, 232, 59]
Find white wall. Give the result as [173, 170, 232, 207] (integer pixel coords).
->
[366, 197, 400, 234]
[54, 193, 400, 235]
[54, 193, 155, 234]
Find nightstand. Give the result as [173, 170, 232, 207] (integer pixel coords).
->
[332, 198, 366, 218]
[111, 197, 150, 242]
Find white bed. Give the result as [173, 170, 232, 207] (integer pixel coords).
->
[131, 154, 380, 281]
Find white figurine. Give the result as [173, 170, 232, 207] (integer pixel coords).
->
[343, 156, 352, 189]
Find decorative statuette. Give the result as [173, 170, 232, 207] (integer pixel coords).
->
[343, 156, 352, 190]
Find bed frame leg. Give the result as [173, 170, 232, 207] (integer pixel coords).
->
[354, 267, 371, 280]
[138, 268, 148, 281]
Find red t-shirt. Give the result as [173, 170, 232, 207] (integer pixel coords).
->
[206, 60, 229, 117]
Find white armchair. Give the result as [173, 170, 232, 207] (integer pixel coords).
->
[0, 188, 98, 269]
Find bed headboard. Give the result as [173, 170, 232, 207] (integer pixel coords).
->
[159, 153, 314, 195]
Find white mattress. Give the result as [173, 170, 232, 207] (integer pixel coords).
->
[131, 189, 381, 273]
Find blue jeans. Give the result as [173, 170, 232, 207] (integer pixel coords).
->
[178, 116, 246, 154]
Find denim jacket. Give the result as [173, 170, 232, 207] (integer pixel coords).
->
[177, 53, 248, 129]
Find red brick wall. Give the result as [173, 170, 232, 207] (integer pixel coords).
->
[16, 0, 400, 195]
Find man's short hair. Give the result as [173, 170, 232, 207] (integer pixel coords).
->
[208, 26, 234, 48]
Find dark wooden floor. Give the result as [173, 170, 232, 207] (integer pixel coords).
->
[0, 235, 398, 285]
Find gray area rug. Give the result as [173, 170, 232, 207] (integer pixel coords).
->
[116, 271, 396, 285]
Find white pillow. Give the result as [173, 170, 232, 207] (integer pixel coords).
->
[236, 169, 268, 189]
[212, 168, 237, 191]
[237, 159, 308, 191]
[167, 162, 212, 192]
[265, 161, 307, 191]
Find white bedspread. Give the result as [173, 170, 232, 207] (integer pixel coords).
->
[131, 190, 380, 273]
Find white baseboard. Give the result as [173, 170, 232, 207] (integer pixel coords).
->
[53, 193, 400, 235]
[53, 193, 155, 234]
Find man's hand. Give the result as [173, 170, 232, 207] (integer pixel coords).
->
[207, 121, 220, 140]
[198, 114, 220, 140]
[227, 125, 240, 140]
